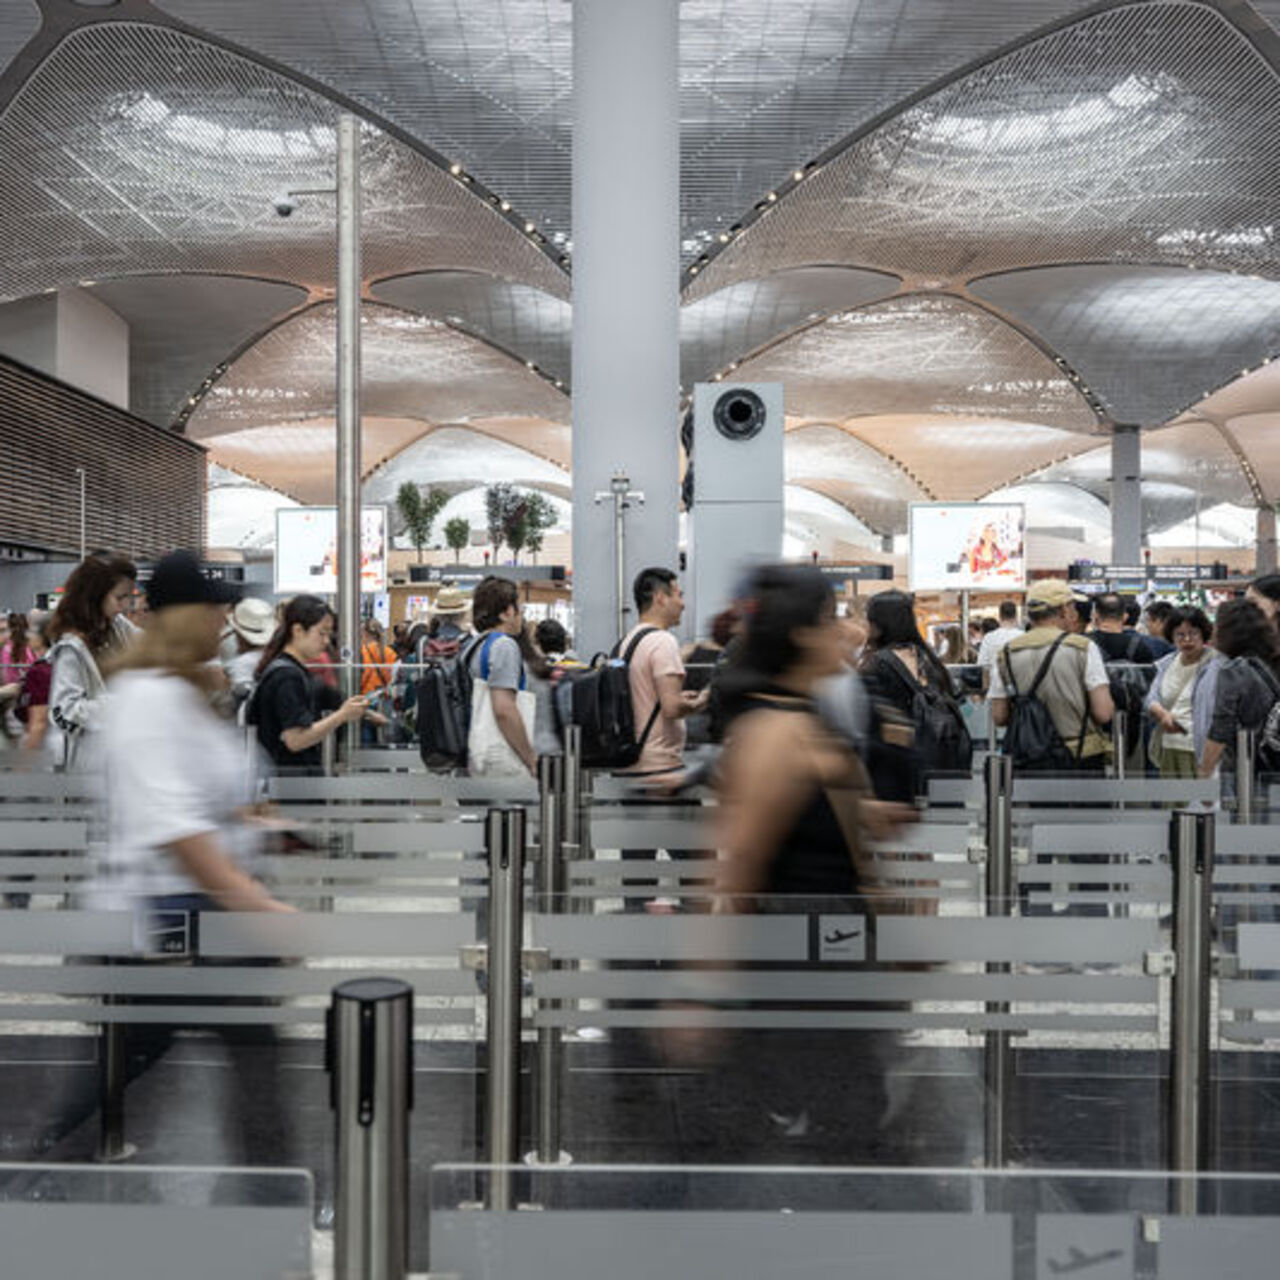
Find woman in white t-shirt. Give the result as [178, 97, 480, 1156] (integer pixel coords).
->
[1145, 605, 1219, 778]
[96, 552, 295, 1167]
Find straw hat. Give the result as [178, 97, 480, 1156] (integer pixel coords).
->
[432, 586, 471, 616]
[229, 596, 276, 646]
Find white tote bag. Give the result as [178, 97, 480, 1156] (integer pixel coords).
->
[468, 634, 535, 777]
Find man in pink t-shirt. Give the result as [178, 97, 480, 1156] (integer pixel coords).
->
[619, 568, 709, 911]
[620, 568, 707, 775]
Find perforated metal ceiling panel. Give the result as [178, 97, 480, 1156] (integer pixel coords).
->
[88, 275, 307, 427]
[837, 415, 1095, 499]
[786, 423, 927, 534]
[362, 424, 571, 508]
[973, 265, 1280, 425]
[371, 272, 572, 385]
[185, 302, 569, 441]
[0, 0, 39, 79]
[207, 417, 432, 505]
[0, 22, 567, 304]
[738, 296, 1096, 428]
[155, 0, 1093, 261]
[1028, 419, 1256, 530]
[687, 2, 1280, 299]
[679, 266, 899, 386]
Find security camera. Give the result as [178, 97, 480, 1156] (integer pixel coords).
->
[272, 193, 297, 218]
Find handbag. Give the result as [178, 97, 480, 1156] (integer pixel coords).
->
[467, 633, 536, 776]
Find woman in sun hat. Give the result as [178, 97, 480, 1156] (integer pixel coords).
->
[223, 596, 276, 711]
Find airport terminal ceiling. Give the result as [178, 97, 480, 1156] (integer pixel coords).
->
[1, 0, 1279, 551]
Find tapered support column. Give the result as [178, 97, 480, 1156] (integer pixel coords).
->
[571, 0, 680, 658]
[1257, 506, 1277, 576]
[1111, 424, 1142, 565]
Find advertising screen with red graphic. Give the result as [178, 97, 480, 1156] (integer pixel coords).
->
[909, 503, 1026, 592]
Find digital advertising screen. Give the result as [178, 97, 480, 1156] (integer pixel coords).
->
[274, 506, 387, 595]
[909, 503, 1026, 592]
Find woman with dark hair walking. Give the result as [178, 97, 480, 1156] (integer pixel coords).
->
[246, 595, 384, 772]
[1200, 598, 1280, 781]
[859, 590, 971, 799]
[46, 554, 137, 768]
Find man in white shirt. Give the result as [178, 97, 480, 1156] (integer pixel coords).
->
[976, 599, 1024, 691]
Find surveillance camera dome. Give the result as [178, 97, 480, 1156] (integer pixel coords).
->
[273, 194, 296, 217]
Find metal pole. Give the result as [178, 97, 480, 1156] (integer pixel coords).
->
[96, 1002, 135, 1163]
[75, 467, 86, 561]
[983, 752, 1014, 1168]
[1111, 709, 1128, 781]
[1236, 727, 1257, 824]
[1169, 811, 1214, 1214]
[562, 726, 584, 912]
[336, 111, 363, 755]
[486, 806, 526, 1208]
[328, 977, 413, 1280]
[533, 756, 566, 1164]
[959, 590, 971, 658]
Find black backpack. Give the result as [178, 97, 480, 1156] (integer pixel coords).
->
[1000, 634, 1086, 773]
[1244, 657, 1280, 775]
[416, 634, 483, 771]
[552, 627, 661, 769]
[1096, 632, 1153, 757]
[880, 650, 973, 786]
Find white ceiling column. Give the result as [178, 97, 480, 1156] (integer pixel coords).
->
[1259, 506, 1278, 576]
[571, 0, 680, 654]
[1111, 424, 1142, 564]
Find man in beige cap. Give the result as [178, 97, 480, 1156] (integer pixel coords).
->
[988, 579, 1114, 773]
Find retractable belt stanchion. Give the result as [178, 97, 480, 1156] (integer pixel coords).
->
[561, 727, 586, 913]
[1111, 710, 1128, 782]
[96, 990, 135, 1163]
[486, 807, 526, 1209]
[532, 755, 569, 1165]
[328, 977, 413, 1280]
[984, 752, 1014, 1169]
[1236, 727, 1257, 825]
[1169, 810, 1214, 1216]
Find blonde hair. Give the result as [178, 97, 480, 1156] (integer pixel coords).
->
[106, 603, 223, 692]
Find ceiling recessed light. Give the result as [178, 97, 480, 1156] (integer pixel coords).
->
[71, 0, 122, 7]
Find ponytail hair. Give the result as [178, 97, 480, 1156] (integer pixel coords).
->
[255, 595, 330, 678]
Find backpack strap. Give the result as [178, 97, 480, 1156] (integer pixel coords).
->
[616, 627, 662, 750]
[1124, 632, 1141, 662]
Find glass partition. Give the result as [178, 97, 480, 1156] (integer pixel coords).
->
[430, 1164, 1280, 1280]
[0, 1162, 311, 1280]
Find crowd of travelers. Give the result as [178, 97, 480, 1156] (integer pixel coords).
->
[5, 548, 1280, 1166]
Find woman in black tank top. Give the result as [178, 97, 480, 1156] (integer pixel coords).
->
[709, 566, 916, 1162]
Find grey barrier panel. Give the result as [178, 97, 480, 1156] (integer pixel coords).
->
[529, 913, 807, 962]
[431, 1208, 1012, 1280]
[1216, 828, 1280, 857]
[261, 854, 488, 879]
[1160, 1217, 1280, 1280]
[352, 823, 488, 853]
[1022, 864, 1169, 886]
[1238, 924, 1280, 970]
[1036, 1214, 1133, 1278]
[0, 964, 476, 999]
[0, 854, 90, 873]
[348, 748, 426, 771]
[874, 824, 978, 856]
[270, 803, 482, 823]
[0, 1003, 470, 1028]
[531, 969, 1154, 1004]
[0, 820, 89, 850]
[270, 774, 537, 803]
[1012, 778, 1220, 804]
[1219, 981, 1280, 1012]
[1014, 809, 1178, 826]
[0, 1194, 312, 1280]
[927, 778, 984, 806]
[587, 818, 715, 851]
[200, 911, 475, 957]
[0, 911, 134, 954]
[1029, 823, 1170, 856]
[0, 772, 99, 799]
[878, 917, 1159, 964]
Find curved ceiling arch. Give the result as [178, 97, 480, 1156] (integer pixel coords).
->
[972, 264, 1280, 425]
[739, 294, 1098, 430]
[686, 1, 1280, 299]
[185, 301, 569, 442]
[0, 20, 568, 306]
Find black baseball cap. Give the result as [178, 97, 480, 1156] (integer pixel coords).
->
[146, 551, 241, 610]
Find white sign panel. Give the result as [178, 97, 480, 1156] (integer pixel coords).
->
[909, 503, 1027, 592]
[274, 507, 387, 595]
